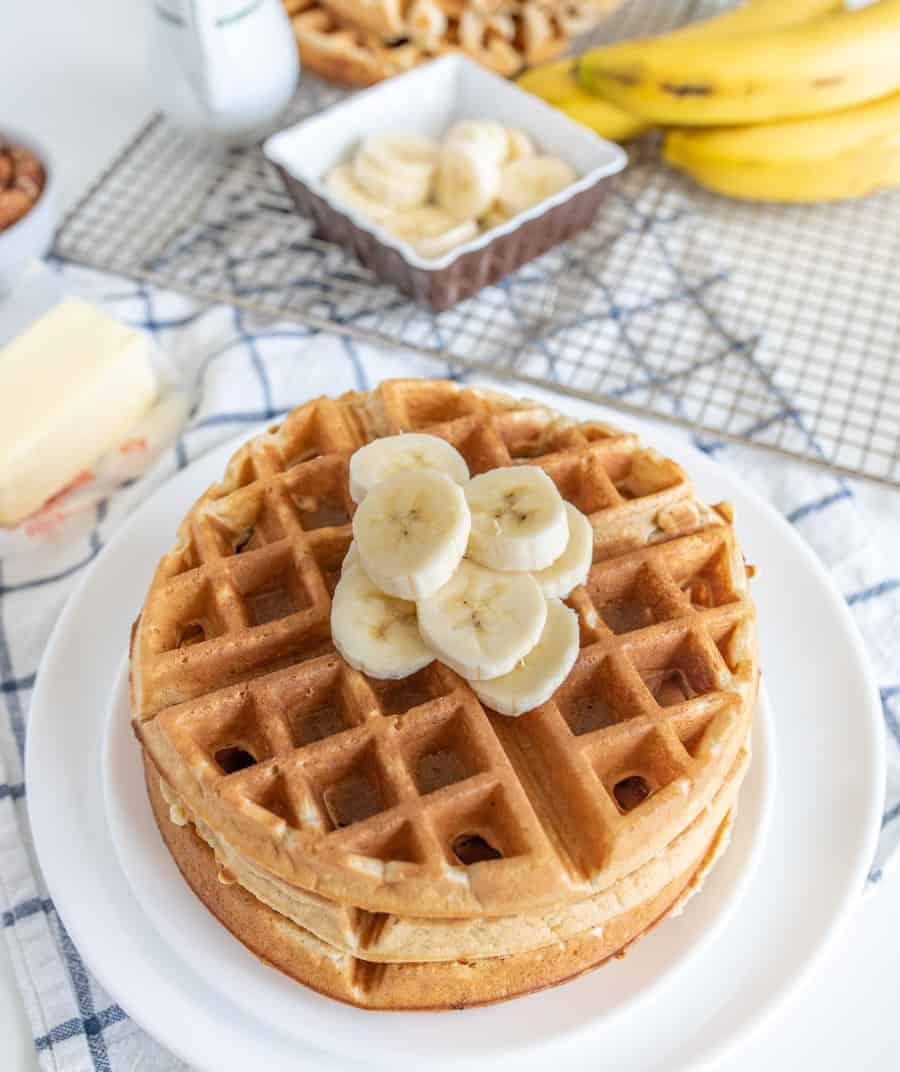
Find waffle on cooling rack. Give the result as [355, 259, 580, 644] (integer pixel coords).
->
[283, 0, 617, 84]
[131, 379, 757, 1008]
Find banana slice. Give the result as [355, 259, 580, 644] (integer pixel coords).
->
[480, 204, 511, 230]
[498, 156, 577, 218]
[446, 119, 509, 166]
[358, 133, 439, 185]
[415, 218, 479, 258]
[352, 145, 430, 209]
[471, 598, 579, 715]
[384, 207, 478, 259]
[342, 540, 362, 572]
[532, 502, 594, 598]
[417, 560, 547, 681]
[324, 165, 397, 224]
[465, 465, 568, 572]
[505, 127, 536, 162]
[349, 432, 470, 504]
[353, 470, 471, 600]
[435, 144, 501, 222]
[331, 560, 433, 680]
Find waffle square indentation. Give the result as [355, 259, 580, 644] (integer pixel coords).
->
[228, 544, 313, 625]
[555, 656, 646, 736]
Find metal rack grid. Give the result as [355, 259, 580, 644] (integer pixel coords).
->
[53, 0, 900, 487]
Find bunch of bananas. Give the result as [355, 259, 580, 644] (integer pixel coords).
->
[517, 0, 900, 202]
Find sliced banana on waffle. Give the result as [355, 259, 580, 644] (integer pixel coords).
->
[383, 207, 479, 259]
[532, 502, 594, 598]
[331, 558, 434, 679]
[353, 469, 470, 600]
[349, 433, 469, 504]
[435, 143, 501, 222]
[471, 598, 579, 716]
[466, 466, 569, 572]
[417, 560, 547, 681]
[446, 119, 509, 166]
[498, 157, 577, 217]
[335, 420, 587, 713]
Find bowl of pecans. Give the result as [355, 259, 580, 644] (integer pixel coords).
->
[0, 129, 57, 294]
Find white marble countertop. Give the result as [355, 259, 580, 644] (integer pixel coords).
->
[2, 2, 899, 1068]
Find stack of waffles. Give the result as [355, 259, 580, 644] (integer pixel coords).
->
[282, 0, 621, 84]
[130, 379, 758, 1010]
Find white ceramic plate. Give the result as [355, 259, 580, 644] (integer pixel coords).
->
[27, 407, 883, 1072]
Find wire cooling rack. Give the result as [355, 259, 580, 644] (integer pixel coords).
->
[53, 0, 900, 487]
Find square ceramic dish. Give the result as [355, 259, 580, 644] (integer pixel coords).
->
[263, 56, 628, 311]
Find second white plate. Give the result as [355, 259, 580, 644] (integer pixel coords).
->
[27, 393, 884, 1071]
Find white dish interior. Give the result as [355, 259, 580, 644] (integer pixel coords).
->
[264, 55, 627, 270]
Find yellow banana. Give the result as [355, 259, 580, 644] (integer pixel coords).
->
[577, 0, 900, 126]
[615, 0, 844, 43]
[518, 0, 843, 141]
[663, 89, 900, 202]
[517, 59, 649, 142]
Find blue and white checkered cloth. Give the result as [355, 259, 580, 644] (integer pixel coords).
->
[1, 262, 898, 1071]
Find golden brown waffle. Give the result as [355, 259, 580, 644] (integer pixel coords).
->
[154, 738, 747, 962]
[288, 0, 613, 42]
[132, 380, 758, 918]
[285, 0, 594, 84]
[146, 755, 734, 1009]
[289, 0, 423, 84]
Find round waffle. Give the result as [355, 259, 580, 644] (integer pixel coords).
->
[131, 379, 758, 918]
[146, 755, 735, 1010]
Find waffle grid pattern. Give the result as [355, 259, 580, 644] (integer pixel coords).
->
[135, 381, 756, 915]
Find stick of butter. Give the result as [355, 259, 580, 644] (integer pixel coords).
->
[0, 298, 158, 526]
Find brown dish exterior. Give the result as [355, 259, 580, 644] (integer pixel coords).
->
[274, 163, 610, 311]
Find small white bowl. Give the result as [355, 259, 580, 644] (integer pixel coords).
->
[0, 127, 58, 295]
[264, 56, 627, 311]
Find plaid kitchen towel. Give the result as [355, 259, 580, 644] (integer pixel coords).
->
[0, 262, 898, 1071]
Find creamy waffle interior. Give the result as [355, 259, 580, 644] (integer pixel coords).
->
[131, 378, 758, 1009]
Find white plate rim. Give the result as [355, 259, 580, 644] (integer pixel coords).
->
[25, 413, 885, 1071]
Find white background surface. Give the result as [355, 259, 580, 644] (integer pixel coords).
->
[2, 1, 900, 1069]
